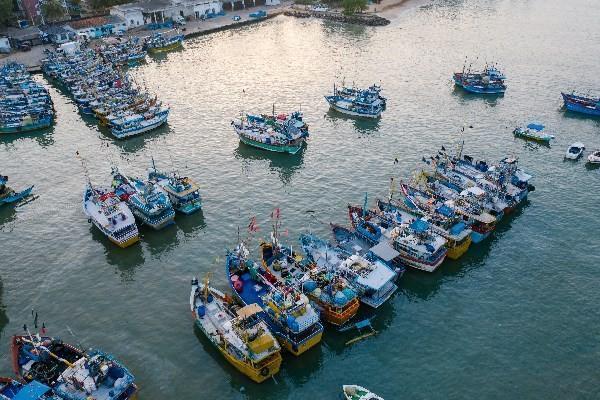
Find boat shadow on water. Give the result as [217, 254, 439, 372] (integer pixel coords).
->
[90, 225, 146, 281]
[146, 46, 185, 64]
[0, 125, 56, 148]
[234, 142, 305, 185]
[98, 122, 171, 153]
[0, 278, 9, 337]
[451, 86, 503, 107]
[401, 201, 531, 301]
[324, 110, 381, 136]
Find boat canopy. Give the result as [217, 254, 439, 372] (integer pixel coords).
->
[461, 186, 485, 196]
[410, 219, 430, 233]
[13, 381, 51, 400]
[436, 204, 454, 217]
[369, 241, 400, 262]
[527, 123, 544, 131]
[236, 303, 262, 319]
[449, 221, 467, 236]
[356, 261, 396, 290]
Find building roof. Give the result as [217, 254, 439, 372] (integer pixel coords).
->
[40, 24, 71, 35]
[67, 15, 124, 29]
[0, 26, 41, 41]
[112, 0, 173, 13]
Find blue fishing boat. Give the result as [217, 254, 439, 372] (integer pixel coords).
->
[513, 123, 554, 144]
[453, 63, 506, 94]
[226, 243, 324, 356]
[0, 63, 54, 134]
[112, 168, 175, 230]
[325, 84, 384, 118]
[0, 377, 59, 399]
[561, 92, 600, 116]
[148, 158, 202, 214]
[11, 334, 138, 400]
[348, 204, 448, 273]
[0, 175, 33, 205]
[232, 110, 309, 154]
[144, 32, 184, 53]
[300, 233, 399, 308]
[249, 10, 267, 18]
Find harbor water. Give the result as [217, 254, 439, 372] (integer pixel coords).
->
[1, 0, 599, 398]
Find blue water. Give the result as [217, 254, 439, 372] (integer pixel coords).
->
[1, 0, 599, 398]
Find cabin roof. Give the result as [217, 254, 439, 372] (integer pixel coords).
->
[13, 381, 51, 400]
[236, 303, 262, 319]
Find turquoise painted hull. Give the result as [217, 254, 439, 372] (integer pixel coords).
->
[0, 120, 52, 134]
[238, 135, 303, 154]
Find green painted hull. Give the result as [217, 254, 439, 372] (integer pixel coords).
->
[238, 135, 303, 154]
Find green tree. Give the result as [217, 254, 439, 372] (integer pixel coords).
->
[41, 0, 66, 22]
[342, 0, 366, 15]
[0, 0, 15, 26]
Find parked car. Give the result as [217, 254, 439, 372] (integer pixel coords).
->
[232, 15, 241, 21]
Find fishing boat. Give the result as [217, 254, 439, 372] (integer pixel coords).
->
[348, 205, 447, 273]
[144, 32, 184, 53]
[343, 385, 384, 400]
[83, 182, 140, 248]
[259, 240, 360, 326]
[148, 159, 202, 214]
[112, 168, 175, 230]
[411, 180, 496, 243]
[587, 150, 600, 164]
[0, 63, 54, 134]
[231, 110, 309, 154]
[109, 107, 169, 139]
[565, 142, 585, 160]
[331, 224, 406, 274]
[190, 276, 282, 383]
[0, 377, 59, 399]
[0, 175, 33, 206]
[376, 198, 472, 260]
[453, 63, 506, 94]
[325, 84, 384, 118]
[513, 123, 554, 144]
[300, 233, 398, 308]
[226, 243, 323, 356]
[561, 92, 600, 117]
[338, 84, 386, 109]
[11, 334, 138, 400]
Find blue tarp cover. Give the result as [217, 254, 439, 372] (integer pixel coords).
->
[436, 204, 454, 217]
[410, 219, 429, 233]
[13, 381, 51, 400]
[527, 123, 544, 131]
[449, 222, 466, 236]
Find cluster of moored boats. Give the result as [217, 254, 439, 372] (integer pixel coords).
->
[41, 44, 169, 139]
[190, 148, 534, 385]
[83, 158, 202, 248]
[0, 63, 54, 134]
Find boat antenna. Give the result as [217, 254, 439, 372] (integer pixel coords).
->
[363, 192, 368, 218]
[272, 103, 275, 118]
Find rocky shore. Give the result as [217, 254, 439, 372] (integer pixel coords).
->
[284, 9, 390, 26]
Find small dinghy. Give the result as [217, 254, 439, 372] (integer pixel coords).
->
[587, 150, 600, 164]
[565, 142, 585, 160]
[343, 384, 384, 400]
[0, 175, 33, 205]
[513, 123, 554, 144]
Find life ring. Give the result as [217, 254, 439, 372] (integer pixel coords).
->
[260, 367, 269, 377]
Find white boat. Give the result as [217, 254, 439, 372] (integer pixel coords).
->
[565, 142, 585, 160]
[587, 150, 600, 164]
[343, 384, 384, 400]
[82, 183, 139, 248]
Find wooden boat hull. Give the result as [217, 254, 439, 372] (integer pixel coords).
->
[111, 114, 168, 139]
[0, 120, 52, 134]
[446, 234, 472, 260]
[309, 295, 360, 326]
[193, 319, 282, 383]
[281, 329, 323, 356]
[238, 134, 304, 154]
[109, 234, 140, 248]
[0, 186, 33, 205]
[326, 98, 381, 118]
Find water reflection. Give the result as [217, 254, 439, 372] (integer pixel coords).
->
[0, 202, 18, 232]
[325, 110, 382, 136]
[90, 225, 146, 281]
[0, 278, 8, 338]
[176, 209, 207, 237]
[451, 86, 503, 107]
[0, 126, 56, 148]
[141, 222, 180, 256]
[234, 143, 305, 185]
[103, 123, 171, 153]
[147, 46, 185, 64]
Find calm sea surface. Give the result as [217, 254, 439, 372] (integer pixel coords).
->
[1, 0, 600, 398]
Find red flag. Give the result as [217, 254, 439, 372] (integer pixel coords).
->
[248, 216, 259, 233]
[275, 208, 280, 219]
